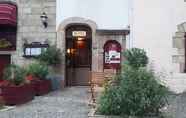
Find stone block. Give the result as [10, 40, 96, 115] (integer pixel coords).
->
[173, 37, 184, 49]
[178, 49, 185, 55]
[180, 63, 185, 73]
[177, 24, 185, 32]
[44, 7, 56, 14]
[172, 55, 184, 63]
[31, 8, 42, 14]
[43, 2, 56, 7]
[22, 8, 32, 14]
[175, 32, 185, 38]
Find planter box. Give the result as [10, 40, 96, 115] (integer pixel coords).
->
[31, 79, 51, 96]
[0, 84, 34, 105]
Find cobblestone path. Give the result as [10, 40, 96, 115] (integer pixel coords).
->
[0, 87, 90, 118]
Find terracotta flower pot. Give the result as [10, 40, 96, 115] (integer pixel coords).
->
[0, 84, 35, 105]
[31, 79, 51, 96]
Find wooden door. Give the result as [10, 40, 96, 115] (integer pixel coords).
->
[66, 37, 91, 86]
[73, 38, 91, 86]
[66, 25, 92, 86]
[0, 55, 10, 79]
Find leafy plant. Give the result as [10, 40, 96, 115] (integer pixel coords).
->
[26, 63, 49, 79]
[37, 45, 62, 66]
[124, 48, 148, 69]
[98, 66, 168, 116]
[98, 48, 168, 117]
[3, 64, 26, 86]
[98, 85, 122, 115]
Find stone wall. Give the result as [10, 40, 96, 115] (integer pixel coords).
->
[4, 0, 57, 66]
[95, 34, 126, 72]
[172, 23, 186, 73]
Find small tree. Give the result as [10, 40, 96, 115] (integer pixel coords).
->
[124, 48, 148, 69]
[37, 45, 62, 66]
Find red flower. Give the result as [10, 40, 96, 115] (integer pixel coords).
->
[26, 75, 35, 81]
[0, 80, 11, 87]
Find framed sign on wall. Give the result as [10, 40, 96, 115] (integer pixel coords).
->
[23, 42, 49, 58]
[104, 40, 122, 70]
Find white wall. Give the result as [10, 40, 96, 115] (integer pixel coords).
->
[131, 0, 186, 75]
[57, 0, 129, 29]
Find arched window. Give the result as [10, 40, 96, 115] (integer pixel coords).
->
[103, 40, 121, 70]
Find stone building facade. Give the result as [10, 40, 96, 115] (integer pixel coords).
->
[0, 0, 129, 86]
[57, 17, 128, 85]
[0, 0, 56, 81]
[12, 0, 56, 66]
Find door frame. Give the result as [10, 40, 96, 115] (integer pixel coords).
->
[65, 24, 92, 86]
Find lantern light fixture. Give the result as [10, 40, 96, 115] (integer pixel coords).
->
[40, 12, 48, 28]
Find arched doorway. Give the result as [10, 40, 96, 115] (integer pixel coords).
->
[65, 24, 92, 86]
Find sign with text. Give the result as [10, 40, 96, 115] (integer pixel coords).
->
[105, 51, 121, 64]
[72, 31, 86, 37]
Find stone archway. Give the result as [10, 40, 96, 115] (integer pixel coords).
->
[57, 17, 98, 84]
[173, 22, 186, 73]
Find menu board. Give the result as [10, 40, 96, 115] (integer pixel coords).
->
[30, 48, 41, 56]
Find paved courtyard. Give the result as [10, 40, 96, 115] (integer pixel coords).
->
[165, 92, 186, 118]
[0, 87, 90, 118]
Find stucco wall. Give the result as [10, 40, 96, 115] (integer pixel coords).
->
[130, 0, 186, 93]
[131, 0, 186, 74]
[56, 0, 129, 30]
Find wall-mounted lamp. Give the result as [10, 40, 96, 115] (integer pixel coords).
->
[40, 12, 48, 28]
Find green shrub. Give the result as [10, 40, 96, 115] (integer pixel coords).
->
[98, 48, 168, 117]
[26, 63, 49, 79]
[98, 66, 168, 116]
[98, 85, 122, 115]
[37, 45, 62, 66]
[3, 64, 26, 85]
[124, 48, 148, 68]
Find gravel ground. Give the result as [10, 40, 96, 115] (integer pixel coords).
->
[0, 87, 186, 118]
[164, 92, 186, 118]
[0, 87, 90, 118]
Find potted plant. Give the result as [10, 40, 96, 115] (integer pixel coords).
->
[26, 63, 51, 96]
[0, 64, 34, 105]
[37, 45, 62, 67]
[37, 45, 65, 90]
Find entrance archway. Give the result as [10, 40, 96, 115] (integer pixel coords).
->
[65, 24, 92, 86]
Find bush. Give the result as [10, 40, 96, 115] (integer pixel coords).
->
[98, 66, 168, 116]
[98, 48, 168, 117]
[98, 85, 122, 115]
[26, 63, 49, 79]
[124, 48, 148, 68]
[3, 64, 26, 86]
[37, 45, 62, 66]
